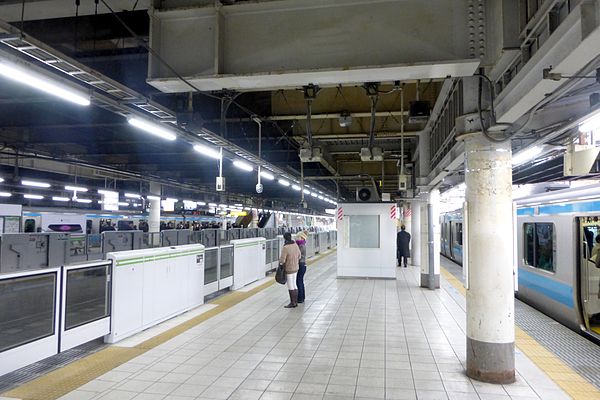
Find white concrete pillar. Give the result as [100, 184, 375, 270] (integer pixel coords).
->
[148, 183, 161, 233]
[411, 201, 421, 267]
[402, 203, 412, 236]
[460, 132, 515, 384]
[420, 190, 440, 288]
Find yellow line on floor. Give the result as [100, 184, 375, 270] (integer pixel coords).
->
[3, 249, 336, 400]
[440, 267, 600, 400]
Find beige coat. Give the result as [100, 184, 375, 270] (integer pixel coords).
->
[279, 243, 301, 273]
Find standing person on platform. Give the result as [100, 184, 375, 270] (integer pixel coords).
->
[397, 225, 411, 268]
[279, 232, 301, 308]
[295, 231, 308, 304]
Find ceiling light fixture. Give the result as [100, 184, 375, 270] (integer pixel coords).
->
[260, 171, 275, 180]
[193, 143, 222, 159]
[278, 179, 290, 187]
[52, 196, 70, 202]
[65, 185, 87, 192]
[98, 189, 118, 196]
[24, 194, 43, 200]
[0, 192, 11, 197]
[233, 160, 253, 172]
[128, 117, 177, 141]
[75, 198, 92, 204]
[125, 193, 141, 199]
[22, 180, 51, 188]
[292, 184, 301, 191]
[579, 111, 600, 133]
[0, 59, 91, 106]
[512, 146, 543, 166]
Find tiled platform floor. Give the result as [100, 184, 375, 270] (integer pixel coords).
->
[58, 254, 569, 400]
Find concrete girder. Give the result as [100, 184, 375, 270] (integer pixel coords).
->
[147, 0, 480, 92]
[495, 2, 600, 123]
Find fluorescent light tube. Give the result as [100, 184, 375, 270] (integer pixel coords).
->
[75, 198, 92, 204]
[22, 179, 50, 188]
[118, 202, 129, 206]
[311, 192, 318, 197]
[233, 160, 253, 172]
[260, 171, 275, 180]
[193, 143, 221, 159]
[278, 179, 290, 187]
[125, 193, 141, 199]
[98, 189, 118, 196]
[65, 185, 87, 192]
[52, 196, 70, 202]
[303, 189, 310, 194]
[208, 203, 217, 207]
[579, 112, 600, 133]
[24, 194, 43, 199]
[0, 59, 91, 106]
[292, 184, 301, 191]
[0, 192, 10, 197]
[318, 195, 324, 200]
[0, 178, 4, 183]
[512, 146, 543, 166]
[197, 201, 207, 206]
[128, 117, 177, 141]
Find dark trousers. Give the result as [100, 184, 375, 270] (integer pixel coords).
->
[398, 255, 409, 267]
[296, 262, 306, 302]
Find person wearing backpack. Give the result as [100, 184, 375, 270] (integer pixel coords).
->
[279, 232, 301, 308]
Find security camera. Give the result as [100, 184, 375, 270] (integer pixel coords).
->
[256, 183, 264, 194]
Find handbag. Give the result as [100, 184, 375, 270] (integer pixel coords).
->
[275, 264, 286, 284]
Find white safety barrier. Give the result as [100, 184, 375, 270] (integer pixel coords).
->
[231, 238, 266, 290]
[105, 244, 205, 344]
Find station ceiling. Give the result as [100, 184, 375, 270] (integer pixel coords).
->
[0, 0, 598, 209]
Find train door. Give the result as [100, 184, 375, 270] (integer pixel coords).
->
[441, 218, 449, 257]
[577, 217, 600, 336]
[451, 222, 463, 264]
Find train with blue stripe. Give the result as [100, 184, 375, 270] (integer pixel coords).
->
[441, 185, 600, 340]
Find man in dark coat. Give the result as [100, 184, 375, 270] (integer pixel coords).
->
[397, 225, 411, 268]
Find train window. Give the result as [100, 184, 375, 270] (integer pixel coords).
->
[456, 223, 463, 246]
[523, 222, 555, 272]
[524, 224, 534, 266]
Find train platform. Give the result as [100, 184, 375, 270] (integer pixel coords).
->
[1, 252, 597, 400]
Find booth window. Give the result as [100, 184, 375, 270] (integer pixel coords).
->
[349, 215, 380, 248]
[523, 222, 555, 272]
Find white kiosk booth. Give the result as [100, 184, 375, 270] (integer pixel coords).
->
[336, 202, 397, 279]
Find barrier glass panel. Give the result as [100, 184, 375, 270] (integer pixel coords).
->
[0, 272, 56, 352]
[65, 264, 111, 330]
[204, 248, 218, 284]
[220, 246, 234, 278]
[266, 240, 273, 265]
[87, 234, 102, 256]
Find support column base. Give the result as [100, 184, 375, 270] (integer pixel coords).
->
[466, 337, 515, 384]
[420, 273, 440, 289]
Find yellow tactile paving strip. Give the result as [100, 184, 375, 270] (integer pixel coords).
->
[440, 267, 600, 400]
[3, 249, 336, 400]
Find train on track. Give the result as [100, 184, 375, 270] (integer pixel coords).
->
[441, 184, 600, 341]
